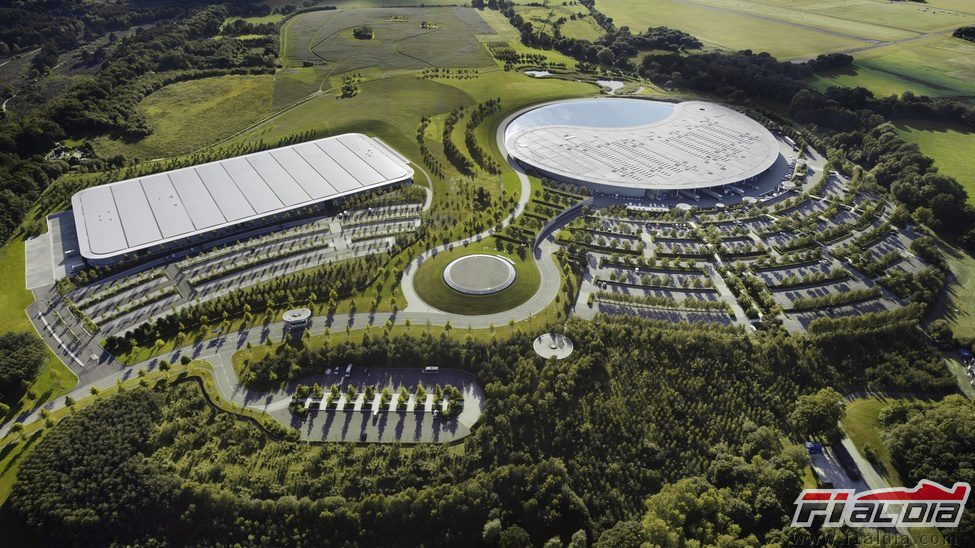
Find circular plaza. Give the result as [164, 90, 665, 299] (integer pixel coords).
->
[533, 333, 574, 360]
[443, 254, 517, 295]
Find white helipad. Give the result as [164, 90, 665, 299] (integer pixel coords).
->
[443, 254, 516, 295]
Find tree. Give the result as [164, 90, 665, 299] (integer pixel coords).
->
[789, 387, 846, 439]
[499, 526, 530, 548]
[0, 332, 48, 394]
[595, 521, 649, 547]
[928, 319, 953, 347]
[482, 519, 502, 545]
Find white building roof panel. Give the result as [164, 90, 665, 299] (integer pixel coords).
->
[269, 148, 337, 199]
[168, 169, 226, 229]
[220, 157, 283, 214]
[317, 139, 384, 186]
[111, 182, 162, 247]
[195, 163, 256, 221]
[76, 185, 127, 255]
[292, 141, 361, 193]
[337, 133, 409, 180]
[140, 174, 195, 238]
[247, 153, 310, 207]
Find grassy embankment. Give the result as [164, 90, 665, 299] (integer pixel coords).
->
[0, 239, 77, 423]
[92, 74, 274, 160]
[842, 397, 947, 546]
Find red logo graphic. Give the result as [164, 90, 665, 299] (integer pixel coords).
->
[792, 480, 970, 528]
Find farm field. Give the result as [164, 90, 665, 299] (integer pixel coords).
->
[815, 35, 975, 99]
[92, 74, 274, 160]
[897, 120, 975, 201]
[281, 7, 496, 72]
[598, 0, 973, 60]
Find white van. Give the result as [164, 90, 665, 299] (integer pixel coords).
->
[423, 366, 439, 374]
[345, 364, 353, 377]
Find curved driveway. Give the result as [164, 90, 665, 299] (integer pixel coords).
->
[2, 109, 570, 439]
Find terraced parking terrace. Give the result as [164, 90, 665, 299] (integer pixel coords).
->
[34, 187, 428, 374]
[557, 160, 937, 332]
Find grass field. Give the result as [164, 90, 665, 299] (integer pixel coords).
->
[598, 0, 975, 62]
[897, 120, 975, 201]
[282, 7, 496, 71]
[842, 397, 948, 546]
[816, 35, 975, 99]
[92, 74, 274, 160]
[412, 241, 541, 315]
[598, 0, 868, 59]
[0, 238, 77, 423]
[841, 397, 904, 485]
[513, 5, 604, 42]
[939, 244, 975, 340]
[272, 65, 329, 109]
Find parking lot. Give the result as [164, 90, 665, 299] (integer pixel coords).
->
[278, 367, 484, 443]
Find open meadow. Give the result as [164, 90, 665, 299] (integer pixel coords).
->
[92, 74, 274, 160]
[598, 0, 975, 72]
[281, 7, 496, 72]
[897, 120, 975, 201]
[814, 35, 975, 99]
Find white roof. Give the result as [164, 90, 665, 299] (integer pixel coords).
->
[504, 99, 780, 191]
[71, 134, 413, 261]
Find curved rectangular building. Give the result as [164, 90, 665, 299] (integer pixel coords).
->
[71, 133, 413, 265]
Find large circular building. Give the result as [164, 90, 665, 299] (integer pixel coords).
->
[503, 98, 781, 197]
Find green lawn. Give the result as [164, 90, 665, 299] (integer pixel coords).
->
[272, 65, 329, 109]
[938, 244, 975, 340]
[412, 239, 541, 316]
[92, 74, 274, 161]
[896, 120, 975, 201]
[0, 240, 33, 334]
[841, 397, 904, 485]
[0, 238, 77, 421]
[817, 35, 975, 100]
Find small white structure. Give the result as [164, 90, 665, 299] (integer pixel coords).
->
[533, 333, 574, 360]
[283, 307, 312, 330]
[442, 254, 517, 295]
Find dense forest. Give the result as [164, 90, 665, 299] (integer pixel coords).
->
[0, 332, 48, 414]
[878, 396, 975, 537]
[10, 314, 963, 545]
